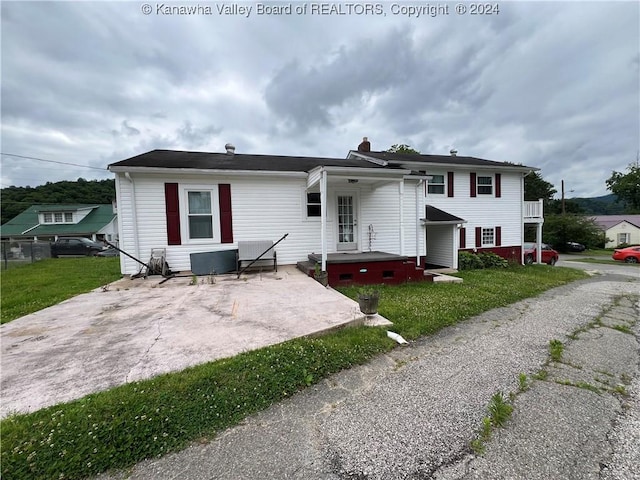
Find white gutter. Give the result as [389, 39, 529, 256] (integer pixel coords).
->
[320, 169, 328, 271]
[393, 161, 536, 173]
[415, 179, 424, 265]
[399, 180, 405, 255]
[124, 172, 140, 263]
[109, 166, 308, 178]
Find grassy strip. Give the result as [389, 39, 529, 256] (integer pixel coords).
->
[0, 257, 122, 324]
[1, 265, 587, 479]
[564, 257, 638, 267]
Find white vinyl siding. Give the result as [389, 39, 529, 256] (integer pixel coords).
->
[114, 166, 521, 275]
[426, 225, 454, 267]
[603, 221, 640, 248]
[428, 169, 522, 251]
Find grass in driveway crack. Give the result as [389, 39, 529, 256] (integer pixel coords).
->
[470, 391, 514, 455]
[471, 294, 639, 457]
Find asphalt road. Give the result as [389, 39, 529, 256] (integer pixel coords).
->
[557, 254, 640, 279]
[98, 270, 640, 480]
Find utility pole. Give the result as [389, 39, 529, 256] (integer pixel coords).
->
[561, 179, 574, 214]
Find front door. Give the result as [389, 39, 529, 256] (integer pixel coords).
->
[336, 193, 358, 251]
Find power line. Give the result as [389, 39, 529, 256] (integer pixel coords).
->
[1, 153, 107, 171]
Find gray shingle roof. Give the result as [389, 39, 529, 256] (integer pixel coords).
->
[109, 149, 392, 172]
[109, 149, 532, 173]
[355, 151, 533, 169]
[423, 205, 466, 223]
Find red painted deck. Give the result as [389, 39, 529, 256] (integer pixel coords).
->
[300, 252, 434, 286]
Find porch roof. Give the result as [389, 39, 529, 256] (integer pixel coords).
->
[421, 205, 466, 225]
[306, 165, 415, 188]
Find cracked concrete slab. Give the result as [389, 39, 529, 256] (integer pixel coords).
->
[1, 266, 376, 418]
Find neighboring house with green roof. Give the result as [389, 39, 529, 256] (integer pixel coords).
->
[0, 204, 118, 242]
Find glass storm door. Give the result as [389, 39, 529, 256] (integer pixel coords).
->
[337, 194, 357, 251]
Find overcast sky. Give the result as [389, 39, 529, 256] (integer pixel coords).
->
[1, 0, 638, 198]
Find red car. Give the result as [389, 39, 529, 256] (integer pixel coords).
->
[612, 246, 640, 264]
[523, 242, 559, 266]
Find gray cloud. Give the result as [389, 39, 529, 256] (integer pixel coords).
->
[0, 1, 638, 198]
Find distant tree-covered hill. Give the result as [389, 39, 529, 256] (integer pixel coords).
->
[570, 194, 627, 215]
[1, 178, 115, 225]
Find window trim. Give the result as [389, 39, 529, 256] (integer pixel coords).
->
[477, 175, 493, 195]
[427, 174, 445, 195]
[618, 232, 630, 245]
[306, 191, 322, 218]
[481, 227, 495, 247]
[179, 185, 220, 244]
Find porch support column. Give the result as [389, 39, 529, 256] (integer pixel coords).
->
[452, 225, 459, 270]
[399, 180, 405, 255]
[415, 180, 424, 265]
[320, 169, 328, 271]
[536, 222, 543, 264]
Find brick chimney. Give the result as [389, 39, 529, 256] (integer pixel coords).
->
[357, 136, 371, 152]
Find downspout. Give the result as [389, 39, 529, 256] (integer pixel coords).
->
[320, 169, 328, 271]
[521, 172, 527, 265]
[415, 179, 424, 265]
[399, 180, 405, 255]
[124, 172, 141, 266]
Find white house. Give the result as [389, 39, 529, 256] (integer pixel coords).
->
[108, 143, 544, 284]
[592, 215, 640, 248]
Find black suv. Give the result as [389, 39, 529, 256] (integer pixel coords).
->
[50, 237, 105, 257]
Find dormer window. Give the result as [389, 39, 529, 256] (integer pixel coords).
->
[42, 211, 74, 224]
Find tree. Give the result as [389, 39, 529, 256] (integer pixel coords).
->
[524, 171, 556, 202]
[386, 144, 420, 154]
[606, 162, 640, 212]
[542, 214, 605, 251]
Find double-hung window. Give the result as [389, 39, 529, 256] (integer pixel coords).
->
[477, 176, 493, 195]
[187, 190, 214, 239]
[482, 227, 495, 246]
[428, 174, 445, 194]
[306, 192, 321, 217]
[618, 233, 630, 245]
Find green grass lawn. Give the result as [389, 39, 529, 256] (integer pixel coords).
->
[1, 265, 588, 480]
[1, 257, 122, 324]
[564, 257, 639, 266]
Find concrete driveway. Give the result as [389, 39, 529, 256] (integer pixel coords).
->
[1, 266, 382, 418]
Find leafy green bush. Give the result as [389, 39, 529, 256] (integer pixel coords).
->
[458, 251, 484, 270]
[459, 251, 508, 270]
[478, 252, 509, 269]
